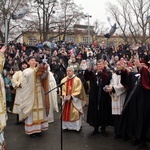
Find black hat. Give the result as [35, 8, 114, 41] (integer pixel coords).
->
[20, 61, 28, 66]
[19, 61, 28, 70]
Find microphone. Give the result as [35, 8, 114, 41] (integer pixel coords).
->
[45, 73, 78, 95]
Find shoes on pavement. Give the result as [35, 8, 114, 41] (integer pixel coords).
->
[131, 139, 140, 146]
[122, 135, 129, 142]
[113, 135, 122, 140]
[30, 133, 37, 138]
[35, 132, 42, 137]
[91, 129, 98, 136]
[137, 141, 147, 149]
[62, 129, 68, 132]
[101, 130, 107, 137]
[76, 126, 82, 133]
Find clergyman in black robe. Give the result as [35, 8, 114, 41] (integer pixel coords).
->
[84, 59, 112, 136]
[119, 59, 150, 148]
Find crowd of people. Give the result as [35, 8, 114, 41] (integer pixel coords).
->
[0, 40, 150, 149]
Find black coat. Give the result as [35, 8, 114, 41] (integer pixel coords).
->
[84, 68, 112, 128]
[119, 71, 138, 137]
[119, 68, 150, 140]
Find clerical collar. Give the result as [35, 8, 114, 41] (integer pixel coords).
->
[67, 74, 75, 79]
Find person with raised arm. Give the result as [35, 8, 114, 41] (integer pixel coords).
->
[19, 56, 51, 138]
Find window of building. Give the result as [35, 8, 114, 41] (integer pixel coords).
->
[28, 36, 37, 45]
[65, 36, 75, 42]
[83, 37, 90, 43]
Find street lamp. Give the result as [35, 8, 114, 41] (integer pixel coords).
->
[147, 15, 150, 44]
[5, 18, 8, 45]
[5, 8, 27, 45]
[85, 14, 92, 46]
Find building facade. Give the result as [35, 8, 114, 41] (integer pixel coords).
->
[22, 24, 126, 46]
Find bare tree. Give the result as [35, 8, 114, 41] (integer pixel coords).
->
[91, 20, 108, 42]
[0, 0, 35, 43]
[106, 0, 150, 44]
[59, 0, 84, 41]
[33, 0, 84, 42]
[34, 0, 58, 42]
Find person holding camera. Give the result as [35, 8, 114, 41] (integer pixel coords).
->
[84, 59, 112, 136]
[104, 61, 127, 139]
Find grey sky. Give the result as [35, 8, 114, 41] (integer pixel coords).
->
[74, 0, 117, 27]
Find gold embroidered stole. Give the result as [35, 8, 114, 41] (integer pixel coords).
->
[0, 78, 6, 129]
[0, 52, 5, 73]
[32, 69, 44, 123]
[42, 75, 50, 116]
[62, 78, 80, 122]
[0, 52, 6, 129]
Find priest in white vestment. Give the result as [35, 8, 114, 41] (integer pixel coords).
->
[0, 46, 7, 149]
[12, 61, 28, 124]
[104, 61, 127, 138]
[19, 56, 56, 138]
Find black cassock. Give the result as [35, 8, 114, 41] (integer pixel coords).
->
[118, 70, 139, 137]
[119, 67, 150, 141]
[84, 68, 112, 129]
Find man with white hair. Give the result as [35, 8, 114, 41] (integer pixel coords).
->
[61, 67, 87, 132]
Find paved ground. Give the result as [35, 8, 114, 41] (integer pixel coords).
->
[4, 106, 150, 150]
